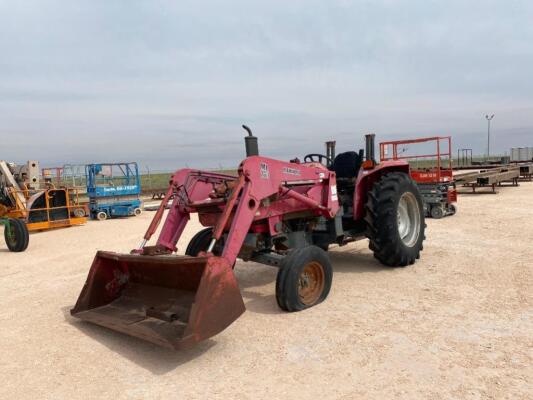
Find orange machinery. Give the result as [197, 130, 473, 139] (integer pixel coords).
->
[0, 160, 87, 231]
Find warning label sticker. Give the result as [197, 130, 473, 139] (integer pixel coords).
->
[260, 162, 269, 179]
[331, 185, 338, 201]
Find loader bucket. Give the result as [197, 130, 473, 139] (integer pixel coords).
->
[71, 251, 245, 350]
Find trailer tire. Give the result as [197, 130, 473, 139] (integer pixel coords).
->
[4, 219, 29, 252]
[276, 246, 332, 312]
[185, 227, 224, 257]
[365, 172, 425, 267]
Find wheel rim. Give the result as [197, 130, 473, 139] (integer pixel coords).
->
[397, 192, 421, 247]
[298, 261, 325, 306]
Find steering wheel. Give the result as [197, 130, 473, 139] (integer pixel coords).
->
[304, 153, 332, 166]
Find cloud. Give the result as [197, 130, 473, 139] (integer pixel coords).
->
[1, 0, 532, 169]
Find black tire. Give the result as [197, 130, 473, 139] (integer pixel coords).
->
[317, 243, 329, 252]
[4, 219, 29, 252]
[365, 172, 425, 267]
[276, 246, 333, 312]
[185, 227, 224, 256]
[449, 204, 457, 215]
[430, 206, 444, 219]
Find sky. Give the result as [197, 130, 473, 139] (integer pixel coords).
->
[1, 0, 532, 171]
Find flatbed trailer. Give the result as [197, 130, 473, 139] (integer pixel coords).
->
[518, 164, 533, 181]
[456, 167, 520, 193]
[140, 187, 171, 200]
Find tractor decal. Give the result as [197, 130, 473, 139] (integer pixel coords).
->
[260, 162, 269, 179]
[282, 167, 301, 176]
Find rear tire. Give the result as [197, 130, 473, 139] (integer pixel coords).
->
[365, 172, 425, 267]
[4, 219, 29, 252]
[317, 243, 329, 252]
[96, 212, 107, 221]
[276, 246, 332, 312]
[134, 208, 142, 216]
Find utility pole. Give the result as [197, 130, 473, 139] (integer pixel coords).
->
[485, 114, 494, 160]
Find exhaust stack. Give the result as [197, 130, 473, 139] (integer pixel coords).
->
[325, 141, 336, 167]
[365, 134, 376, 163]
[243, 125, 259, 157]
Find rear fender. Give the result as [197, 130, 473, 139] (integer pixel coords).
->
[353, 161, 409, 220]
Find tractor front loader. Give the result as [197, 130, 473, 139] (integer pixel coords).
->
[72, 127, 425, 350]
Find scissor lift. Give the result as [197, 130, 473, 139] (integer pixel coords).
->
[85, 162, 142, 220]
[380, 136, 457, 219]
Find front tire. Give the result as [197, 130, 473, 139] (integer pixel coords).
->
[4, 219, 29, 252]
[96, 212, 107, 221]
[365, 172, 425, 267]
[185, 227, 224, 256]
[276, 246, 333, 312]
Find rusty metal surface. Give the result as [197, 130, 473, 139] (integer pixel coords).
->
[71, 251, 245, 349]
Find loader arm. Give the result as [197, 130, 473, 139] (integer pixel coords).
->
[135, 169, 237, 252]
[141, 156, 339, 264]
[198, 156, 338, 265]
[213, 156, 338, 264]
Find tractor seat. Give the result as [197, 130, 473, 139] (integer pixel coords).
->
[329, 151, 363, 180]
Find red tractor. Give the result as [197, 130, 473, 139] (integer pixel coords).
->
[72, 128, 425, 349]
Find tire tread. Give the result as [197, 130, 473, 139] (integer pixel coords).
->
[365, 172, 425, 267]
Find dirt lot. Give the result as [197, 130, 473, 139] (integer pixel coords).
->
[1, 182, 532, 400]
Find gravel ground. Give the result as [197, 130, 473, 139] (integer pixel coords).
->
[1, 181, 532, 400]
